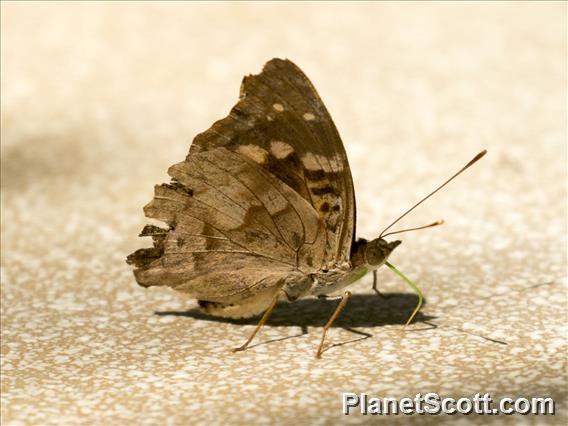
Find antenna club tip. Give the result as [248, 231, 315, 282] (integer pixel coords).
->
[436, 219, 445, 225]
[474, 149, 488, 160]
[465, 149, 488, 168]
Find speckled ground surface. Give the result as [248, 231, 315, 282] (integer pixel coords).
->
[1, 2, 566, 425]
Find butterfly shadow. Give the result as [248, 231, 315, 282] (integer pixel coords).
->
[155, 292, 437, 351]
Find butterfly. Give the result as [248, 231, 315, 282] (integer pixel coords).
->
[126, 58, 486, 358]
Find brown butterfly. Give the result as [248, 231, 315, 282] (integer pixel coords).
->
[127, 58, 485, 358]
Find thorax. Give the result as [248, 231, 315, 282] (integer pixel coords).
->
[308, 265, 370, 296]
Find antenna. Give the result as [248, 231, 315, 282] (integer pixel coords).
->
[379, 150, 487, 239]
[382, 219, 444, 238]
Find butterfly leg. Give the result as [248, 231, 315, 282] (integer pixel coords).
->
[371, 270, 387, 298]
[232, 289, 285, 353]
[316, 291, 351, 358]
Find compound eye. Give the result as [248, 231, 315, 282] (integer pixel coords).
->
[365, 244, 385, 266]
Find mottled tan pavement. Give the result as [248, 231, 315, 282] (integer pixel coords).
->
[1, 2, 566, 425]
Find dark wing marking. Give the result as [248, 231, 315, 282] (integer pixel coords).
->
[190, 58, 356, 266]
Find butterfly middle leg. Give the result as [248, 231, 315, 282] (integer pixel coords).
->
[316, 291, 351, 358]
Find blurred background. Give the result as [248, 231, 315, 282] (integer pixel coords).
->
[2, 2, 566, 425]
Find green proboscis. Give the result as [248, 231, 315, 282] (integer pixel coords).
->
[385, 261, 423, 327]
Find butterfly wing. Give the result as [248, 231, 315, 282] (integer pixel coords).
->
[192, 58, 356, 265]
[127, 59, 356, 305]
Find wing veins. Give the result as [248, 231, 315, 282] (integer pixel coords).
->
[163, 250, 295, 266]
[223, 150, 313, 253]
[267, 73, 344, 182]
[171, 235, 229, 241]
[178, 163, 288, 246]
[208, 127, 232, 141]
[228, 99, 319, 210]
[167, 213, 296, 266]
[205, 154, 301, 253]
[271, 62, 355, 259]
[244, 81, 333, 180]
[242, 84, 334, 254]
[172, 212, 249, 251]
[220, 275, 281, 298]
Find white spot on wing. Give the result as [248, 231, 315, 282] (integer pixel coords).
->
[270, 141, 294, 159]
[237, 144, 268, 164]
[329, 155, 345, 171]
[303, 112, 316, 121]
[301, 153, 321, 171]
[273, 103, 284, 112]
[301, 153, 345, 172]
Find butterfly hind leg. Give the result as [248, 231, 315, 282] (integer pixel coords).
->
[316, 291, 352, 358]
[232, 289, 286, 353]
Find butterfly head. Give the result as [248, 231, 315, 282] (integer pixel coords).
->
[364, 238, 401, 269]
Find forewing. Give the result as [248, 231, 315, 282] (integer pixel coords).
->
[190, 58, 356, 265]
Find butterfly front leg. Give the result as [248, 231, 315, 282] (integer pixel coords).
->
[371, 270, 388, 299]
